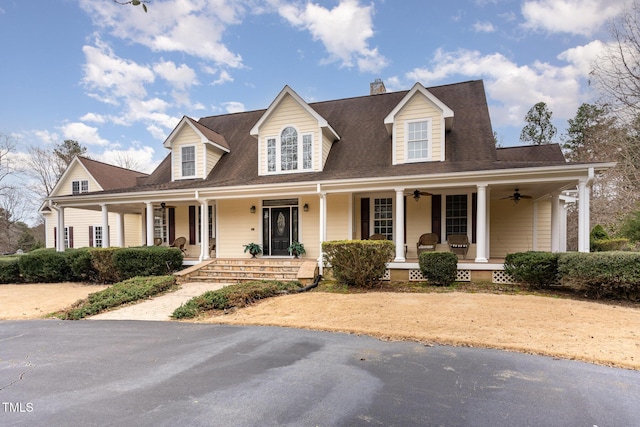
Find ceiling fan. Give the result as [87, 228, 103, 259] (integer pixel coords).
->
[407, 189, 433, 201]
[502, 188, 532, 204]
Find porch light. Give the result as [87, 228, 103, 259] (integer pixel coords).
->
[250, 205, 256, 214]
[303, 203, 309, 212]
[413, 190, 421, 201]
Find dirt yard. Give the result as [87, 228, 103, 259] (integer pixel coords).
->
[0, 283, 109, 320]
[1, 283, 638, 370]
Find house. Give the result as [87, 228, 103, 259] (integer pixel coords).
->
[43, 80, 613, 281]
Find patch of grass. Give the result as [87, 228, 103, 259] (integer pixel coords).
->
[172, 280, 303, 319]
[54, 275, 178, 320]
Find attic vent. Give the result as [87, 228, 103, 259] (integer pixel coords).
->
[370, 78, 386, 95]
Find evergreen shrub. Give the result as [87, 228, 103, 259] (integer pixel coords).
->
[322, 240, 395, 288]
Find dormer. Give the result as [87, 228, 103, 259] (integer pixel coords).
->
[250, 86, 340, 175]
[164, 116, 230, 181]
[384, 83, 454, 165]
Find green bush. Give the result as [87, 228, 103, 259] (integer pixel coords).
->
[0, 258, 22, 283]
[65, 248, 97, 282]
[558, 252, 640, 300]
[172, 280, 302, 319]
[60, 275, 177, 320]
[17, 249, 72, 283]
[591, 238, 630, 252]
[418, 251, 458, 286]
[322, 240, 395, 288]
[89, 248, 121, 283]
[503, 251, 559, 288]
[112, 246, 183, 280]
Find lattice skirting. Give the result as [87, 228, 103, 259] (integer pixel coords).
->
[408, 269, 471, 282]
[492, 270, 516, 284]
[381, 269, 391, 281]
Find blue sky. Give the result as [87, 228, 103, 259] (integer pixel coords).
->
[0, 0, 630, 173]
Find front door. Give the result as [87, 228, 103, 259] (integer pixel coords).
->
[270, 207, 291, 256]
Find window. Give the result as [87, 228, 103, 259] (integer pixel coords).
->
[154, 208, 167, 244]
[265, 127, 313, 173]
[446, 194, 467, 237]
[64, 227, 70, 249]
[267, 138, 276, 172]
[281, 127, 298, 170]
[303, 134, 312, 169]
[406, 119, 430, 161]
[93, 226, 103, 248]
[72, 180, 89, 195]
[374, 198, 393, 240]
[181, 146, 196, 177]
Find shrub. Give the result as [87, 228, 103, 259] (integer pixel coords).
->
[558, 252, 640, 300]
[503, 251, 559, 288]
[172, 280, 302, 319]
[65, 248, 97, 282]
[418, 252, 458, 286]
[591, 238, 630, 252]
[322, 240, 395, 288]
[89, 248, 121, 283]
[17, 249, 72, 283]
[60, 275, 177, 320]
[0, 258, 21, 283]
[112, 246, 183, 280]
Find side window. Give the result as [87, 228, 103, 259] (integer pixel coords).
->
[406, 119, 431, 161]
[446, 194, 468, 237]
[72, 180, 89, 195]
[181, 146, 196, 177]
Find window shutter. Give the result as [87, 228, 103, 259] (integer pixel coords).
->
[168, 208, 176, 244]
[54, 227, 57, 248]
[89, 226, 94, 247]
[189, 206, 196, 245]
[69, 227, 74, 248]
[431, 195, 441, 243]
[472, 193, 477, 244]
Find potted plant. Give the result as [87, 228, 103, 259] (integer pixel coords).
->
[243, 243, 262, 258]
[287, 241, 306, 258]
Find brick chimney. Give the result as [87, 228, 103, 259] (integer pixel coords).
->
[370, 78, 386, 95]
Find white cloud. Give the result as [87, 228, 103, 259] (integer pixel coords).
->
[80, 113, 107, 124]
[58, 122, 110, 146]
[153, 60, 198, 90]
[521, 0, 631, 36]
[405, 43, 607, 128]
[212, 69, 234, 85]
[79, 0, 244, 68]
[222, 101, 245, 113]
[82, 38, 155, 102]
[473, 21, 496, 33]
[147, 124, 168, 141]
[278, 0, 388, 73]
[96, 145, 158, 173]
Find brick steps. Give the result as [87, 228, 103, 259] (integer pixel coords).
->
[176, 258, 316, 284]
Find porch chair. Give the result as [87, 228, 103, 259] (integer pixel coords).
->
[369, 233, 387, 240]
[447, 234, 469, 259]
[416, 233, 438, 255]
[170, 236, 188, 255]
[153, 237, 162, 246]
[209, 238, 216, 257]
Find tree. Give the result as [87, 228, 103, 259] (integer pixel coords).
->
[54, 140, 87, 177]
[520, 102, 557, 145]
[563, 103, 615, 162]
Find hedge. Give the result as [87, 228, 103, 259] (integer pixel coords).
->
[112, 246, 183, 280]
[17, 249, 72, 283]
[558, 252, 640, 300]
[504, 251, 559, 288]
[0, 258, 22, 283]
[418, 251, 458, 286]
[322, 240, 395, 288]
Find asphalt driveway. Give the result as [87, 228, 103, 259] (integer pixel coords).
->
[1, 320, 639, 426]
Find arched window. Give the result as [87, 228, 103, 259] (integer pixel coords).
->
[281, 127, 298, 170]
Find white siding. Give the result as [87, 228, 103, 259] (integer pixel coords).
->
[394, 94, 444, 164]
[490, 200, 536, 258]
[172, 126, 204, 179]
[53, 166, 101, 197]
[217, 199, 261, 258]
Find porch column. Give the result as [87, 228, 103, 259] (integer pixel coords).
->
[117, 213, 125, 247]
[475, 184, 488, 263]
[394, 188, 405, 262]
[56, 206, 65, 252]
[101, 204, 110, 248]
[318, 192, 327, 275]
[578, 179, 590, 252]
[141, 210, 147, 246]
[550, 192, 561, 252]
[145, 202, 155, 246]
[200, 199, 210, 261]
[560, 199, 568, 252]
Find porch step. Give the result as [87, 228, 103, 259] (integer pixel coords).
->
[175, 258, 316, 285]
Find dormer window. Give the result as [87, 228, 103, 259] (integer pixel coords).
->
[266, 127, 313, 174]
[181, 145, 196, 177]
[72, 180, 89, 195]
[406, 119, 431, 162]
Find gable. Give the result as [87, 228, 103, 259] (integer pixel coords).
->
[50, 158, 102, 197]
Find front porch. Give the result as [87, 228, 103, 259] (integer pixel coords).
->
[179, 256, 511, 285]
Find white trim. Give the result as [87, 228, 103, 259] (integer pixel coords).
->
[263, 126, 315, 175]
[49, 156, 105, 197]
[179, 144, 197, 179]
[384, 82, 454, 130]
[164, 116, 230, 153]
